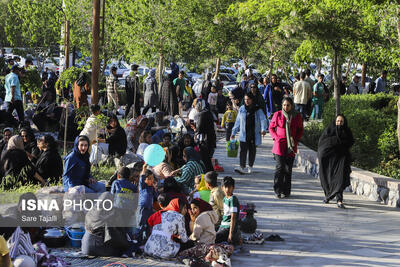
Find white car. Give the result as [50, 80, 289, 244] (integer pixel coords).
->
[122, 65, 150, 78]
[43, 57, 61, 72]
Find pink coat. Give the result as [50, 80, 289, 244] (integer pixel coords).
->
[269, 111, 304, 157]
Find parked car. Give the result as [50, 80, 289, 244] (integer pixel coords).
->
[122, 65, 150, 78]
[104, 62, 130, 77]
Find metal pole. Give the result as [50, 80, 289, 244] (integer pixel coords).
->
[65, 20, 70, 69]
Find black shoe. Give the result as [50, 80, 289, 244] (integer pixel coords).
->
[281, 194, 290, 198]
[337, 203, 345, 209]
[275, 194, 282, 199]
[323, 198, 329, 204]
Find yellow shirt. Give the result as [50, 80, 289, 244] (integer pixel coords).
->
[0, 235, 12, 267]
[221, 110, 237, 128]
[210, 186, 225, 222]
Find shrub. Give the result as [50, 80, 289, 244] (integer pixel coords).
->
[316, 93, 398, 170]
[301, 121, 324, 151]
[374, 159, 400, 180]
[378, 125, 399, 161]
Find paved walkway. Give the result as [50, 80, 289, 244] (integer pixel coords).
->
[64, 135, 400, 266]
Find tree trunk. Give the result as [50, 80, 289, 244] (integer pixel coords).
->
[344, 58, 352, 79]
[64, 20, 70, 70]
[72, 46, 76, 67]
[242, 57, 248, 70]
[361, 62, 367, 89]
[157, 54, 164, 93]
[396, 5, 400, 152]
[91, 0, 101, 105]
[333, 48, 340, 115]
[214, 57, 221, 80]
[268, 55, 274, 79]
[316, 59, 322, 75]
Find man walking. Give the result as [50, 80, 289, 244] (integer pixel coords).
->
[106, 66, 119, 109]
[293, 72, 311, 120]
[374, 70, 388, 93]
[4, 65, 24, 122]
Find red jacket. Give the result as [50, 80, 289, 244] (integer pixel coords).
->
[269, 110, 304, 157]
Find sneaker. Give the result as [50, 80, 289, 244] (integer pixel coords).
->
[247, 167, 253, 174]
[234, 167, 245, 175]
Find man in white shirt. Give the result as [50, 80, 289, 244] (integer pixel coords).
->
[293, 72, 312, 120]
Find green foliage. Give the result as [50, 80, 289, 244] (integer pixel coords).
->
[378, 125, 399, 162]
[301, 121, 324, 151]
[20, 68, 42, 95]
[322, 93, 398, 169]
[374, 159, 400, 181]
[55, 66, 83, 90]
[75, 106, 91, 131]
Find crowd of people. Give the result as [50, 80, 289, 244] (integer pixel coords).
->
[0, 56, 369, 266]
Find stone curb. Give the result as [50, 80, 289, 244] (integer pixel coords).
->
[295, 143, 400, 208]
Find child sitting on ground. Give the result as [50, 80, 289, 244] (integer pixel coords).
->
[159, 133, 173, 149]
[216, 176, 241, 245]
[204, 171, 225, 225]
[221, 102, 237, 142]
[137, 164, 157, 244]
[111, 167, 138, 208]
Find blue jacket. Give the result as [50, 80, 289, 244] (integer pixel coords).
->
[263, 84, 276, 118]
[139, 174, 157, 209]
[62, 137, 92, 192]
[231, 105, 267, 146]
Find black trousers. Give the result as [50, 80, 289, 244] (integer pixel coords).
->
[273, 154, 295, 196]
[6, 100, 24, 122]
[240, 140, 256, 168]
[225, 122, 235, 142]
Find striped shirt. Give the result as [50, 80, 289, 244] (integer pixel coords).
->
[220, 195, 240, 229]
[175, 160, 205, 193]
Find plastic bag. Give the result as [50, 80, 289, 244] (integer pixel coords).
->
[226, 140, 239, 158]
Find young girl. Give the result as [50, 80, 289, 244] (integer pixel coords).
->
[136, 130, 152, 158]
[207, 85, 218, 120]
[221, 102, 237, 142]
[137, 163, 157, 243]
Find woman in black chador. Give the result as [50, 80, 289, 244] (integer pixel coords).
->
[318, 114, 354, 209]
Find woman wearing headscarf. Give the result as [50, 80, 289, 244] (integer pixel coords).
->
[144, 198, 189, 259]
[81, 192, 131, 256]
[62, 135, 106, 193]
[159, 74, 179, 116]
[178, 198, 233, 263]
[0, 136, 46, 190]
[103, 115, 127, 157]
[192, 101, 216, 172]
[142, 68, 158, 115]
[269, 97, 303, 198]
[20, 128, 40, 163]
[318, 114, 354, 209]
[175, 147, 205, 194]
[231, 92, 268, 175]
[73, 72, 90, 109]
[126, 115, 149, 152]
[35, 135, 63, 184]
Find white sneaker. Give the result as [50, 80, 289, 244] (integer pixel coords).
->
[234, 167, 245, 175]
[247, 167, 253, 174]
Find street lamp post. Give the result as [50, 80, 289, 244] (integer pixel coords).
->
[53, 0, 70, 70]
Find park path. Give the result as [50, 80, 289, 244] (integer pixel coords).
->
[64, 135, 400, 266]
[224, 135, 400, 267]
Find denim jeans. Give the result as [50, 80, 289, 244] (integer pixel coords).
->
[295, 103, 306, 120]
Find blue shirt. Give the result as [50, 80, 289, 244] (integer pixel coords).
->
[111, 178, 138, 209]
[5, 72, 22, 102]
[138, 175, 157, 209]
[374, 77, 387, 93]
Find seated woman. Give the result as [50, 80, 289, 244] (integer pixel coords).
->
[62, 135, 105, 193]
[20, 128, 40, 163]
[144, 198, 190, 259]
[126, 115, 150, 153]
[82, 192, 131, 256]
[175, 147, 205, 194]
[152, 147, 176, 180]
[136, 130, 152, 158]
[0, 128, 13, 158]
[35, 135, 63, 184]
[99, 115, 127, 158]
[189, 198, 218, 244]
[0, 136, 46, 190]
[177, 133, 195, 167]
